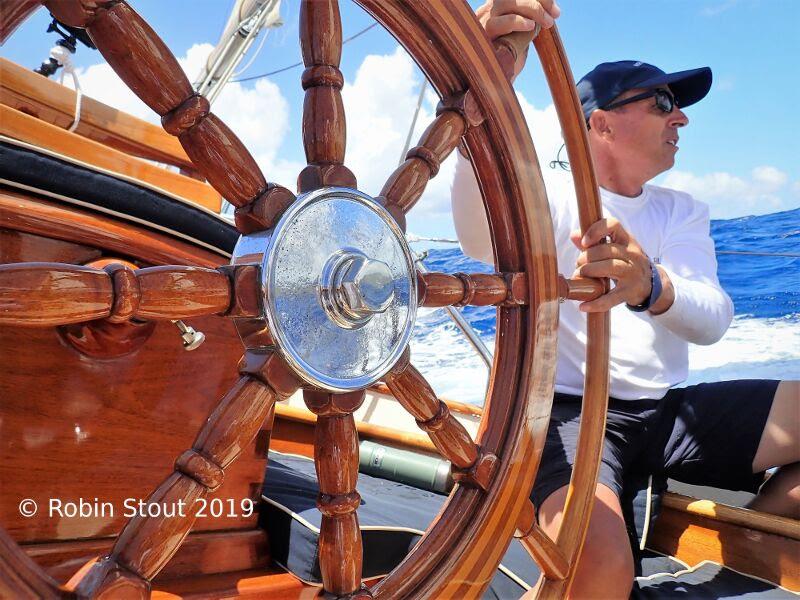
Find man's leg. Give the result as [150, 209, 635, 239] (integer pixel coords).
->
[537, 483, 634, 599]
[749, 381, 800, 518]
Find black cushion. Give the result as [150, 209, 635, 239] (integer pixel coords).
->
[261, 452, 795, 599]
[0, 140, 238, 254]
[260, 452, 540, 598]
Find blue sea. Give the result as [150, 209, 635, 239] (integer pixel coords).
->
[410, 207, 800, 405]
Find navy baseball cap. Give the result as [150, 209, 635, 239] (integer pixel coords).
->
[577, 61, 712, 122]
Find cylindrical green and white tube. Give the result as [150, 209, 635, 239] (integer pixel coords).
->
[359, 440, 453, 494]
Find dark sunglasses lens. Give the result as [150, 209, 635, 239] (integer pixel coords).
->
[655, 90, 675, 113]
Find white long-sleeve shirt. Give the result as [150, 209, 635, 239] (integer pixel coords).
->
[451, 155, 734, 400]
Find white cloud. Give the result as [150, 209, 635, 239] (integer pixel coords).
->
[661, 166, 795, 219]
[700, 0, 739, 17]
[341, 46, 451, 222]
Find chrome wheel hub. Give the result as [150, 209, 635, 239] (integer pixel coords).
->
[230, 187, 417, 392]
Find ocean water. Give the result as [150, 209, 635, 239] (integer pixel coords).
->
[409, 207, 800, 405]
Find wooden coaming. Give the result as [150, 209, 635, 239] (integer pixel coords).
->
[649, 494, 800, 590]
[0, 57, 197, 173]
[0, 105, 222, 211]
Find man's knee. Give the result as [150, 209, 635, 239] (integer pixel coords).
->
[753, 380, 800, 472]
[539, 484, 634, 597]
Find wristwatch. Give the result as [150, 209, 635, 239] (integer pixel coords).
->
[626, 257, 662, 312]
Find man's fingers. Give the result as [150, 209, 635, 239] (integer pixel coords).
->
[483, 13, 539, 38]
[577, 258, 630, 280]
[579, 287, 626, 312]
[575, 243, 629, 267]
[490, 0, 559, 30]
[578, 217, 629, 248]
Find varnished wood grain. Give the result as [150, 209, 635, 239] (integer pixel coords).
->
[381, 109, 465, 216]
[0, 264, 234, 326]
[25, 530, 269, 586]
[557, 275, 604, 302]
[516, 500, 568, 580]
[0, 0, 42, 45]
[70, 376, 276, 596]
[273, 403, 437, 456]
[134, 266, 231, 320]
[356, 2, 563, 597]
[0, 525, 62, 600]
[298, 0, 356, 192]
[0, 106, 221, 210]
[649, 497, 799, 590]
[0, 190, 226, 267]
[0, 262, 112, 326]
[44, 0, 269, 212]
[0, 229, 101, 265]
[418, 271, 525, 307]
[0, 57, 197, 172]
[531, 26, 609, 600]
[0, 1, 613, 597]
[304, 391, 366, 596]
[384, 355, 479, 470]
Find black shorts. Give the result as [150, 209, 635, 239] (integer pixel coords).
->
[530, 379, 780, 509]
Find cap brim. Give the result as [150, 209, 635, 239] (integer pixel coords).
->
[637, 66, 712, 109]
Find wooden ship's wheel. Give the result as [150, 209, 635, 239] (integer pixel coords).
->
[0, 1, 610, 598]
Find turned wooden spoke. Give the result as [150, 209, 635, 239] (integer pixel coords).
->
[0, 262, 265, 326]
[303, 390, 368, 597]
[379, 31, 535, 225]
[515, 499, 568, 581]
[383, 351, 496, 491]
[380, 93, 483, 226]
[557, 275, 604, 302]
[45, 0, 297, 234]
[0, 262, 113, 326]
[298, 0, 356, 192]
[70, 351, 300, 597]
[418, 271, 528, 308]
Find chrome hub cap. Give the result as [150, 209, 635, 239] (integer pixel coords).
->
[230, 187, 417, 392]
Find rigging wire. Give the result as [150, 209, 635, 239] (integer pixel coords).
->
[399, 79, 428, 165]
[231, 25, 271, 78]
[231, 22, 379, 82]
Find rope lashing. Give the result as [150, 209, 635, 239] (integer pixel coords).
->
[50, 44, 83, 132]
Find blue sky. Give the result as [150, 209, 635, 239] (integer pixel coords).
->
[3, 0, 798, 237]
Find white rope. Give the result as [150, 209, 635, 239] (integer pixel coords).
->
[50, 44, 83, 132]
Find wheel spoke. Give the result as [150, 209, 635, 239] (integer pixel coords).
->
[383, 350, 496, 490]
[303, 390, 368, 596]
[298, 0, 356, 192]
[417, 270, 528, 308]
[0, 263, 263, 326]
[69, 356, 292, 597]
[44, 0, 294, 235]
[515, 499, 568, 581]
[0, 263, 113, 326]
[557, 275, 604, 303]
[379, 94, 480, 227]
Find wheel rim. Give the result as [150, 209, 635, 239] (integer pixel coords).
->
[0, 1, 610, 598]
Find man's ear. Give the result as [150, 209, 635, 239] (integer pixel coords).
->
[588, 110, 612, 138]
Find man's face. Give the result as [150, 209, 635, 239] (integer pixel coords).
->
[599, 86, 689, 181]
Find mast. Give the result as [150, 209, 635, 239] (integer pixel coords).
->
[194, 0, 283, 104]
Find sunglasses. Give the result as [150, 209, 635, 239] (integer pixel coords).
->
[602, 88, 677, 114]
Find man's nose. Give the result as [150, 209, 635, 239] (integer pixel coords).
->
[670, 107, 689, 128]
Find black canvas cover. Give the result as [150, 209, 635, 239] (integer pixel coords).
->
[0, 141, 238, 254]
[261, 452, 795, 599]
